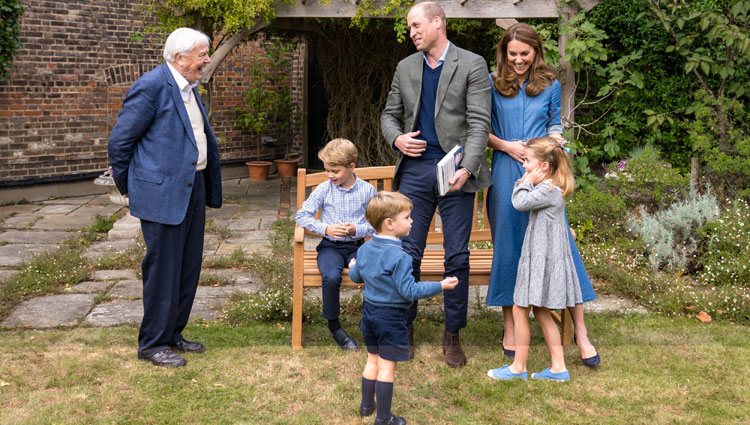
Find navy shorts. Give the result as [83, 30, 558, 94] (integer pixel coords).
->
[360, 302, 410, 362]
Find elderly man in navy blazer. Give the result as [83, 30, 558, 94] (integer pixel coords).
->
[108, 27, 222, 367]
[381, 2, 491, 369]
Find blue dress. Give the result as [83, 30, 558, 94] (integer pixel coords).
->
[485, 76, 595, 306]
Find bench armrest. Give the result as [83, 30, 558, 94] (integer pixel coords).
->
[294, 225, 305, 243]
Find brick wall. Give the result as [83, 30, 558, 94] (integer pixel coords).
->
[0, 0, 304, 187]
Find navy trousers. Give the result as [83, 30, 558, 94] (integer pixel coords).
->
[138, 171, 206, 356]
[316, 238, 361, 320]
[397, 158, 474, 333]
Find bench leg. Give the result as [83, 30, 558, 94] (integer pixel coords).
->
[292, 278, 303, 350]
[550, 309, 574, 346]
[561, 308, 574, 346]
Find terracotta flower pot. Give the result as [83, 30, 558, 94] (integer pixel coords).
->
[246, 160, 272, 181]
[274, 158, 299, 178]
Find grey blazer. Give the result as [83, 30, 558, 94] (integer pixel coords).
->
[381, 43, 492, 192]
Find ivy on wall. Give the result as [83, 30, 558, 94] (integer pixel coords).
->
[0, 0, 23, 81]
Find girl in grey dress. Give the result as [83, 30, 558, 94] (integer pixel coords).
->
[487, 136, 581, 382]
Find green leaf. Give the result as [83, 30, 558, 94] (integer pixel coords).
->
[700, 61, 710, 75]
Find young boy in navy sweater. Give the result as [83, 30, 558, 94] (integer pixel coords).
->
[348, 191, 458, 425]
[295, 138, 376, 351]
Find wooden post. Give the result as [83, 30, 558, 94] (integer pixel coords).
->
[558, 4, 576, 142]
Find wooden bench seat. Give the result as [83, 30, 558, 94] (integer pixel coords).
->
[292, 165, 571, 349]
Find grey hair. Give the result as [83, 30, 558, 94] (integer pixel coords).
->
[162, 28, 210, 63]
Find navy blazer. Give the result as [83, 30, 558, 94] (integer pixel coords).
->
[108, 64, 222, 225]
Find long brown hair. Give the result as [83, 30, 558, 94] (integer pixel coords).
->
[525, 136, 575, 198]
[493, 23, 556, 98]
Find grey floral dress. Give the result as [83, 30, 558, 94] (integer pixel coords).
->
[511, 180, 583, 309]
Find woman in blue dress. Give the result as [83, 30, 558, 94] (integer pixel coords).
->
[485, 23, 600, 367]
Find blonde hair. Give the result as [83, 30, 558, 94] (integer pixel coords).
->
[365, 191, 413, 232]
[492, 23, 556, 98]
[525, 136, 575, 198]
[318, 138, 358, 167]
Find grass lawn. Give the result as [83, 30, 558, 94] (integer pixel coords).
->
[0, 312, 748, 425]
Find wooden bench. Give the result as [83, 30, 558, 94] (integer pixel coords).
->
[291, 165, 572, 349]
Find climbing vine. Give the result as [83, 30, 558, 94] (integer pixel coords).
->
[0, 0, 23, 81]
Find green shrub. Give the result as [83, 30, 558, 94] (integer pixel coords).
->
[604, 145, 689, 211]
[697, 198, 750, 288]
[628, 189, 719, 272]
[583, 240, 750, 325]
[567, 184, 627, 243]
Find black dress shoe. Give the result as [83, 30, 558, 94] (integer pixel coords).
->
[138, 349, 187, 367]
[170, 339, 205, 353]
[375, 413, 406, 425]
[331, 328, 359, 351]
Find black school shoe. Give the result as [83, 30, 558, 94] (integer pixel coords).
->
[138, 349, 187, 367]
[331, 328, 359, 351]
[374, 413, 406, 425]
[170, 339, 205, 353]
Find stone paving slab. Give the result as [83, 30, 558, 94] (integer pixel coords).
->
[85, 195, 119, 207]
[0, 230, 72, 244]
[41, 196, 96, 205]
[0, 244, 56, 267]
[224, 219, 261, 231]
[83, 240, 139, 261]
[69, 205, 126, 219]
[0, 204, 43, 217]
[224, 230, 271, 244]
[36, 204, 80, 215]
[213, 242, 269, 256]
[201, 269, 260, 286]
[1, 294, 97, 328]
[85, 300, 143, 327]
[107, 280, 143, 299]
[585, 295, 648, 314]
[206, 204, 243, 219]
[92, 269, 138, 281]
[68, 281, 115, 294]
[1, 215, 40, 229]
[31, 214, 97, 230]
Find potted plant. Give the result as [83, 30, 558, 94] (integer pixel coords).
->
[236, 36, 301, 180]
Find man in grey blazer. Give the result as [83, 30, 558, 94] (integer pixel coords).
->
[381, 1, 491, 369]
[109, 28, 222, 367]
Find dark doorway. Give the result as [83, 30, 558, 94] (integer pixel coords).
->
[306, 44, 328, 171]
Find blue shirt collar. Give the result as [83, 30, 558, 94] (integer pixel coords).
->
[422, 42, 451, 69]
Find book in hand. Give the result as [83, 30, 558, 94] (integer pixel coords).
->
[436, 145, 464, 196]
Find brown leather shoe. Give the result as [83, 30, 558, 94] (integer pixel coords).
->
[442, 329, 467, 368]
[406, 323, 415, 360]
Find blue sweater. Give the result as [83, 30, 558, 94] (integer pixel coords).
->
[416, 63, 445, 160]
[349, 235, 443, 309]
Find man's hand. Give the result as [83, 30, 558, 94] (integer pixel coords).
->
[394, 131, 427, 157]
[447, 168, 471, 193]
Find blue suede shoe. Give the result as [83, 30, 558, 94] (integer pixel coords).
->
[487, 365, 528, 381]
[582, 353, 601, 368]
[531, 368, 570, 382]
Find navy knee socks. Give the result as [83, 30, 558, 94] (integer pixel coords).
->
[361, 377, 376, 409]
[375, 380, 394, 421]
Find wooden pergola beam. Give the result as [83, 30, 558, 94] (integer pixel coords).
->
[274, 0, 560, 19]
